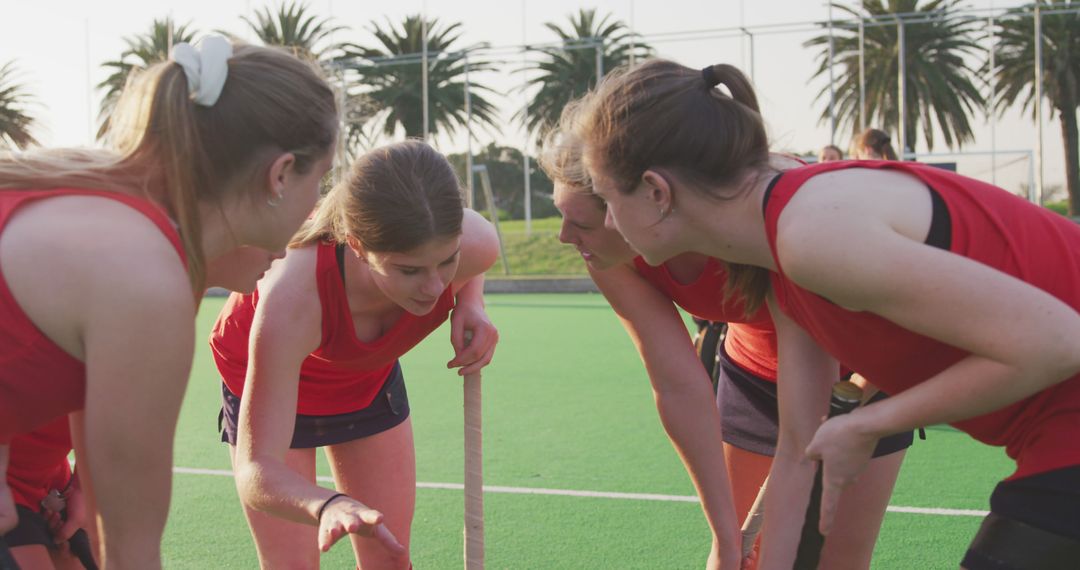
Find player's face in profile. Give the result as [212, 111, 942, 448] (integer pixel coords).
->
[588, 170, 678, 267]
[554, 183, 635, 270]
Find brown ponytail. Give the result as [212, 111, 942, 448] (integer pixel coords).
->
[576, 58, 772, 316]
[702, 64, 761, 114]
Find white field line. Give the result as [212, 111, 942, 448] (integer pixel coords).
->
[173, 467, 988, 517]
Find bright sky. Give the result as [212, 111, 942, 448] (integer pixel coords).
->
[0, 0, 1066, 195]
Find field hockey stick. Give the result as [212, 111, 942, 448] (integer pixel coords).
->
[462, 332, 484, 570]
[0, 536, 20, 570]
[739, 476, 768, 558]
[793, 380, 863, 570]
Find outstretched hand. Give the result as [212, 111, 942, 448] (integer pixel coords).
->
[804, 411, 879, 535]
[318, 497, 407, 559]
[448, 303, 498, 376]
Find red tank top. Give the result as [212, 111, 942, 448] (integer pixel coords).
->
[764, 161, 1080, 479]
[632, 256, 779, 380]
[211, 241, 457, 415]
[0, 189, 185, 443]
[7, 417, 72, 509]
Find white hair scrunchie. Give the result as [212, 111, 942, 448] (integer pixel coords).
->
[171, 35, 233, 107]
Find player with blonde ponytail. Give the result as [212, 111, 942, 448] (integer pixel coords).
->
[0, 36, 338, 568]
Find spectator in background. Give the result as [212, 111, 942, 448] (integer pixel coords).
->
[850, 128, 899, 160]
[817, 144, 843, 162]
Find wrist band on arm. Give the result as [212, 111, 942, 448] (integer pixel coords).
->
[316, 492, 349, 522]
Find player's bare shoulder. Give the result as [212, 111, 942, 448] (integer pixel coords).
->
[258, 245, 319, 308]
[454, 209, 499, 283]
[0, 194, 192, 356]
[253, 244, 322, 349]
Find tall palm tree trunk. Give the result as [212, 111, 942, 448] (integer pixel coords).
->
[1060, 103, 1080, 215]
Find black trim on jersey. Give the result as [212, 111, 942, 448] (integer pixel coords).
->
[761, 172, 784, 215]
[760, 170, 952, 252]
[335, 243, 347, 284]
[925, 188, 952, 250]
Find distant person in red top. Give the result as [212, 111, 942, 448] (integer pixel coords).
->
[0, 36, 337, 567]
[540, 115, 910, 570]
[575, 58, 1080, 569]
[209, 140, 500, 570]
[850, 128, 898, 161]
[3, 246, 284, 570]
[817, 144, 843, 162]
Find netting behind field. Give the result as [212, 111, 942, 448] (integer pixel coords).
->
[907, 150, 1035, 200]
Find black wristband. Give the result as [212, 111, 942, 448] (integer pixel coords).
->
[316, 492, 349, 522]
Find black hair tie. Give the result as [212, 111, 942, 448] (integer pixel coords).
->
[316, 492, 349, 523]
[702, 65, 721, 88]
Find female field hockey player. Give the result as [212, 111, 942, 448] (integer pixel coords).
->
[210, 140, 499, 570]
[575, 59, 1080, 569]
[3, 246, 287, 570]
[0, 35, 338, 567]
[542, 119, 910, 570]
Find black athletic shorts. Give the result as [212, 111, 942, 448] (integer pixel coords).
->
[716, 345, 914, 457]
[220, 361, 410, 449]
[962, 465, 1080, 569]
[2, 504, 52, 548]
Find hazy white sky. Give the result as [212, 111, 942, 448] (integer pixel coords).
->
[0, 0, 1067, 194]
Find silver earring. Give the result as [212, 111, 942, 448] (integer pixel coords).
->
[267, 190, 284, 207]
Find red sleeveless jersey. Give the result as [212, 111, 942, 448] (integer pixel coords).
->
[764, 160, 1080, 479]
[0, 189, 185, 443]
[211, 241, 456, 415]
[632, 256, 778, 380]
[7, 417, 72, 509]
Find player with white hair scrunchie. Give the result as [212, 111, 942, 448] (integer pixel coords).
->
[0, 34, 339, 568]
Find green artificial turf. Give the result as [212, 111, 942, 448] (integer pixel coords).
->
[162, 294, 1013, 568]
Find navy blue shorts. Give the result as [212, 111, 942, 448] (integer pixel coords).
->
[2, 504, 51, 548]
[716, 345, 914, 457]
[961, 465, 1080, 569]
[220, 361, 410, 449]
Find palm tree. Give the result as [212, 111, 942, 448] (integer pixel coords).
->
[805, 1, 984, 152]
[240, 1, 345, 62]
[239, 1, 377, 163]
[340, 15, 500, 142]
[989, 1, 1080, 213]
[0, 61, 37, 149]
[97, 17, 199, 136]
[520, 9, 652, 140]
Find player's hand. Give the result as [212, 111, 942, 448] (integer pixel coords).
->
[705, 535, 743, 570]
[739, 548, 759, 570]
[804, 409, 879, 536]
[447, 303, 498, 376]
[53, 479, 88, 543]
[317, 496, 407, 559]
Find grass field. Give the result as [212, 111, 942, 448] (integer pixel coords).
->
[164, 294, 1013, 569]
[486, 217, 587, 277]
